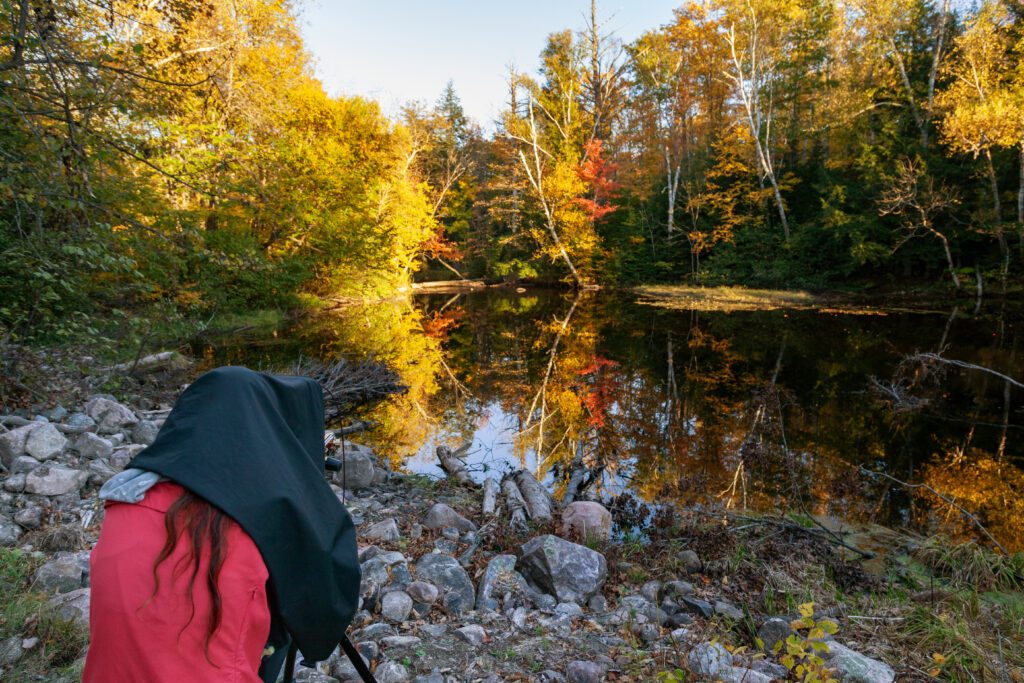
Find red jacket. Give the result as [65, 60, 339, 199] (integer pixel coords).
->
[84, 482, 271, 682]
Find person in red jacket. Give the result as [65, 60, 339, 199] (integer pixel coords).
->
[83, 367, 360, 682]
[84, 481, 270, 681]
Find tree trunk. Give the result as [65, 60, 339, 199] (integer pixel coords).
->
[930, 227, 961, 289]
[985, 148, 1007, 258]
[482, 477, 499, 515]
[1018, 141, 1023, 262]
[514, 470, 553, 522]
[923, 0, 950, 149]
[437, 444, 475, 486]
[501, 477, 528, 527]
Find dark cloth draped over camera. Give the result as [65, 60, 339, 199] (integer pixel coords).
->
[130, 366, 360, 663]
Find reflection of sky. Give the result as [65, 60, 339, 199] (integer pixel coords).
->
[402, 397, 637, 498]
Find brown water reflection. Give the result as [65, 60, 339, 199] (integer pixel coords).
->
[193, 289, 1024, 551]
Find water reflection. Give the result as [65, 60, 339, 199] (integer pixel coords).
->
[193, 289, 1023, 551]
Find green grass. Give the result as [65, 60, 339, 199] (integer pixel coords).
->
[0, 549, 88, 681]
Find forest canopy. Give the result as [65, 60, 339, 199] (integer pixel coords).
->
[2, 0, 1023, 341]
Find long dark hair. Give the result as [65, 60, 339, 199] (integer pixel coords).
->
[146, 489, 231, 664]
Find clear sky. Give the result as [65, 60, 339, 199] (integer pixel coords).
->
[298, 1, 680, 129]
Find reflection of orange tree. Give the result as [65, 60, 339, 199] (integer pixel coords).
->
[306, 301, 445, 470]
[916, 450, 1024, 553]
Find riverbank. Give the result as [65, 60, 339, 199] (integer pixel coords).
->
[0, 354, 1021, 682]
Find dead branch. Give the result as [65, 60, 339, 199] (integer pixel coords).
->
[908, 353, 1023, 390]
[289, 356, 406, 424]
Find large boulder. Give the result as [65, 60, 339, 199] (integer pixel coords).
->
[331, 442, 376, 490]
[33, 551, 90, 593]
[48, 588, 91, 626]
[518, 535, 607, 604]
[23, 423, 67, 461]
[415, 553, 475, 608]
[824, 642, 895, 683]
[475, 554, 529, 611]
[74, 432, 113, 460]
[560, 501, 612, 542]
[0, 423, 39, 468]
[422, 503, 476, 533]
[84, 397, 138, 433]
[24, 465, 89, 496]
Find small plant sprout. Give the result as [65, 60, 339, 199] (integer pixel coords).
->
[772, 602, 839, 683]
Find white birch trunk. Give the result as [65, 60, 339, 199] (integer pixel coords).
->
[482, 477, 499, 515]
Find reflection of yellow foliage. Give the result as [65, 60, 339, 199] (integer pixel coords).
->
[918, 451, 1024, 552]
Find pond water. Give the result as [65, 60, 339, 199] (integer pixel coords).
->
[192, 288, 1024, 551]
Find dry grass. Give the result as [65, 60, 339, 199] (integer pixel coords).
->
[634, 285, 899, 314]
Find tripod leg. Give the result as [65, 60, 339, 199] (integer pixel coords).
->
[282, 641, 298, 683]
[340, 634, 377, 683]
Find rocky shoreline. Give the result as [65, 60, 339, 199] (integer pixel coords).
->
[0, 372, 903, 683]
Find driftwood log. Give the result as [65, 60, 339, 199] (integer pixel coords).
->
[501, 477, 529, 528]
[482, 477, 498, 515]
[436, 444, 475, 486]
[513, 470, 553, 522]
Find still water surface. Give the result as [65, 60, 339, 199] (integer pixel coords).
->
[193, 289, 1023, 551]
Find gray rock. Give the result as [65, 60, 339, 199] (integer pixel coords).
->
[363, 518, 400, 542]
[24, 465, 89, 496]
[10, 455, 41, 474]
[0, 636, 24, 667]
[39, 406, 68, 422]
[566, 660, 602, 683]
[381, 635, 421, 648]
[110, 445, 145, 469]
[440, 526, 460, 541]
[0, 515, 21, 547]
[415, 553, 475, 608]
[441, 591, 464, 617]
[408, 524, 423, 539]
[715, 599, 744, 620]
[48, 587, 90, 626]
[131, 420, 161, 446]
[679, 596, 714, 618]
[758, 617, 796, 652]
[533, 593, 557, 610]
[358, 623, 397, 641]
[750, 659, 789, 679]
[24, 423, 67, 460]
[372, 467, 389, 485]
[0, 424, 39, 467]
[476, 554, 528, 611]
[639, 623, 661, 644]
[640, 580, 662, 604]
[331, 442, 377, 490]
[662, 580, 695, 598]
[375, 661, 410, 683]
[668, 627, 690, 643]
[85, 397, 138, 432]
[539, 671, 566, 683]
[293, 669, 336, 683]
[3, 473, 26, 493]
[74, 433, 113, 460]
[380, 591, 413, 622]
[688, 641, 732, 678]
[717, 667, 772, 683]
[422, 503, 477, 532]
[87, 458, 118, 486]
[561, 501, 612, 542]
[455, 624, 487, 647]
[518, 535, 607, 604]
[356, 640, 379, 663]
[824, 642, 895, 683]
[556, 602, 584, 617]
[678, 549, 701, 574]
[14, 506, 43, 529]
[406, 581, 438, 604]
[433, 538, 457, 555]
[588, 595, 608, 612]
[32, 551, 89, 593]
[63, 413, 96, 433]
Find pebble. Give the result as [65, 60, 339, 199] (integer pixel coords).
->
[381, 590, 414, 622]
[455, 624, 487, 647]
[566, 660, 602, 683]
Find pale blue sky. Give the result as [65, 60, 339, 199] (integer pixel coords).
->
[298, 1, 680, 128]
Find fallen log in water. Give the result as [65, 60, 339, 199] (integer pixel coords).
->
[514, 470, 553, 522]
[482, 477, 498, 515]
[436, 444, 476, 487]
[501, 477, 529, 528]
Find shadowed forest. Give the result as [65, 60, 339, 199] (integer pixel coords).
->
[2, 0, 1024, 342]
